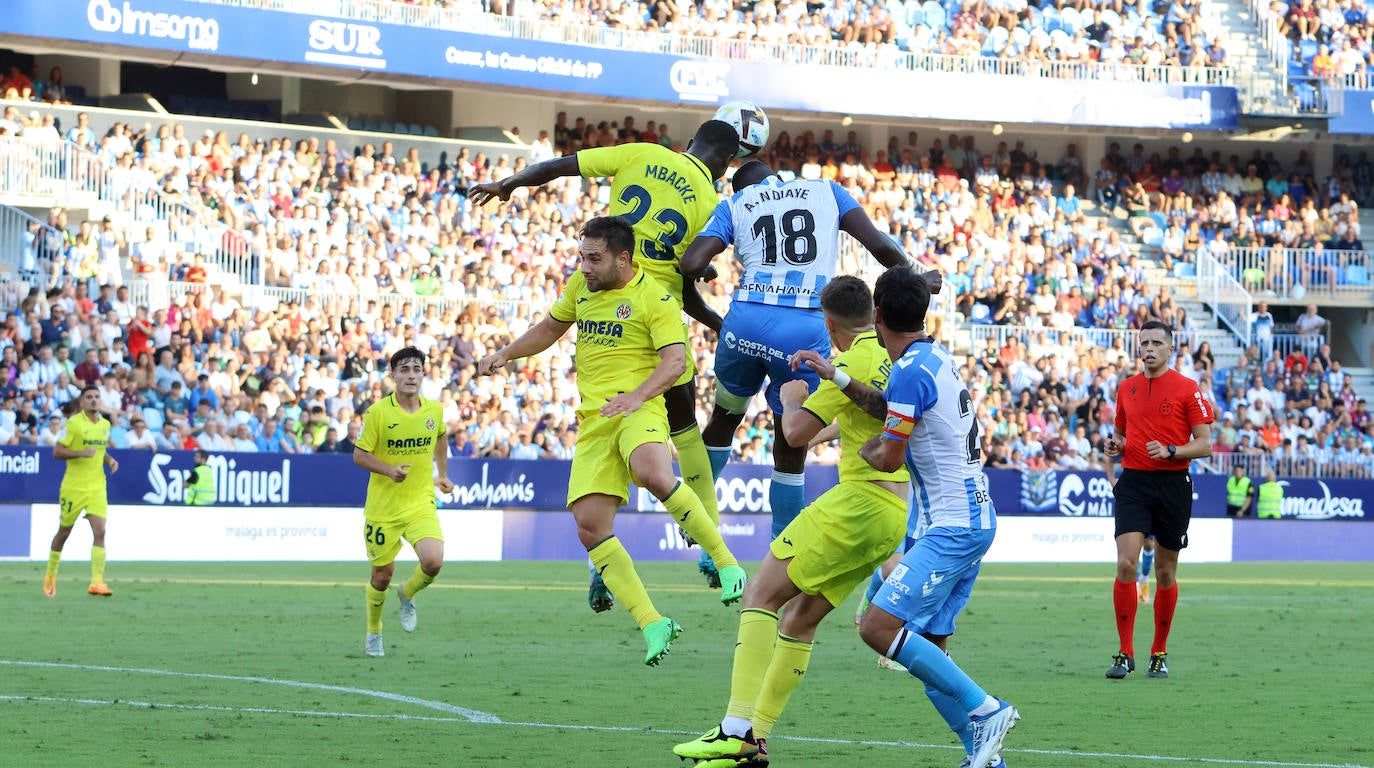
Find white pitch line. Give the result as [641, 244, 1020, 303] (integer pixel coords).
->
[0, 659, 500, 723]
[2, 661, 1368, 768]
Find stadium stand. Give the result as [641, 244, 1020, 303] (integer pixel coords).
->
[2, 92, 1371, 479]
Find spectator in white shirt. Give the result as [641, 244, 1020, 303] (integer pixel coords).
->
[126, 417, 158, 450]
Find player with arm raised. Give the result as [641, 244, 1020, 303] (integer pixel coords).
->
[476, 216, 747, 666]
[678, 159, 924, 546]
[470, 121, 739, 594]
[793, 268, 1018, 768]
[353, 346, 454, 658]
[672, 276, 908, 767]
[43, 386, 118, 598]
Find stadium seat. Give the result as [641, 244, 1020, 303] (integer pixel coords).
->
[970, 303, 993, 324]
[1041, 6, 1062, 32]
[1343, 264, 1372, 285]
[1149, 212, 1168, 230]
[984, 27, 1009, 55]
[1101, 9, 1123, 28]
[1061, 7, 1082, 34]
[1010, 27, 1030, 53]
[906, 5, 925, 27]
[1143, 228, 1165, 248]
[423, 125, 439, 137]
[1173, 262, 1197, 279]
[142, 408, 165, 431]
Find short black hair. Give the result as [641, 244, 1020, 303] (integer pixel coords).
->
[819, 275, 873, 325]
[390, 346, 425, 370]
[731, 160, 775, 191]
[581, 216, 636, 261]
[1139, 320, 1174, 345]
[874, 267, 931, 333]
[80, 384, 99, 396]
[691, 119, 741, 154]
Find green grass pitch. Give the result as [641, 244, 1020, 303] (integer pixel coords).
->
[3, 561, 1371, 768]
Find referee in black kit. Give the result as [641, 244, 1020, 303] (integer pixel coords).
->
[1102, 321, 1213, 681]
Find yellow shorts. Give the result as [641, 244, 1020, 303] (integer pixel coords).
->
[567, 401, 670, 505]
[59, 490, 107, 527]
[771, 480, 906, 608]
[364, 510, 444, 567]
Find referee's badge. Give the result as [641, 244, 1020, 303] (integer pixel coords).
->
[426, 418, 436, 432]
[616, 302, 632, 319]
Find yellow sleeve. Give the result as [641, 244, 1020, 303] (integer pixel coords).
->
[550, 271, 583, 323]
[57, 418, 79, 450]
[356, 400, 382, 453]
[641, 277, 684, 350]
[801, 366, 851, 425]
[576, 144, 637, 179]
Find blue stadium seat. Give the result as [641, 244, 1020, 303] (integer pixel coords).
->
[923, 1, 946, 29]
[423, 125, 439, 137]
[1172, 262, 1197, 279]
[984, 26, 1009, 55]
[409, 123, 424, 135]
[906, 5, 925, 28]
[347, 117, 362, 130]
[1061, 6, 1082, 34]
[1143, 228, 1165, 248]
[1343, 264, 1371, 285]
[1041, 6, 1062, 32]
[1101, 8, 1123, 28]
[142, 408, 165, 431]
[362, 119, 379, 132]
[1149, 212, 1168, 230]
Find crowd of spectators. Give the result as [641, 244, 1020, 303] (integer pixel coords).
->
[2, 102, 1372, 479]
[481, 0, 1229, 70]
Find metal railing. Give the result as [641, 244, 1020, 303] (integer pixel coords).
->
[1249, 0, 1290, 71]
[1196, 249, 1253, 348]
[126, 278, 527, 321]
[1206, 450, 1374, 479]
[1223, 246, 1372, 301]
[0, 204, 62, 286]
[967, 324, 1139, 355]
[187, 0, 1233, 85]
[0, 137, 262, 286]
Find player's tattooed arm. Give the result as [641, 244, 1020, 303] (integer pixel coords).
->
[788, 349, 888, 420]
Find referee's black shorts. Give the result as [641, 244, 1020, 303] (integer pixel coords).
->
[1113, 468, 1193, 551]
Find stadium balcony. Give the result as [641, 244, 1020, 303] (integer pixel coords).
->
[185, 0, 1234, 85]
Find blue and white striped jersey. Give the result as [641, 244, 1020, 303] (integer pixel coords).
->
[882, 339, 997, 532]
[699, 177, 860, 309]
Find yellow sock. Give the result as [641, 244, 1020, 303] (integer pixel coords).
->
[45, 550, 61, 579]
[725, 608, 779, 721]
[90, 546, 106, 584]
[365, 584, 387, 634]
[401, 564, 436, 600]
[672, 426, 720, 525]
[661, 482, 737, 569]
[753, 633, 814, 739]
[588, 536, 660, 629]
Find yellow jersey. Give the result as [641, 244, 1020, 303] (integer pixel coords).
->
[800, 333, 909, 485]
[57, 411, 110, 494]
[550, 268, 684, 416]
[577, 142, 720, 305]
[356, 394, 444, 521]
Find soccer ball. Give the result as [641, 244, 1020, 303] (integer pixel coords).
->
[713, 99, 770, 160]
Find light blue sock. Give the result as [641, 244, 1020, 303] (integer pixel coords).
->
[1139, 547, 1154, 580]
[769, 470, 806, 540]
[707, 446, 731, 481]
[888, 628, 988, 711]
[864, 566, 886, 603]
[926, 682, 975, 754]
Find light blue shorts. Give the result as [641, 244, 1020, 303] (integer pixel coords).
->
[715, 301, 828, 414]
[874, 527, 996, 637]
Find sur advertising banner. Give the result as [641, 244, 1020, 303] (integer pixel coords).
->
[0, 0, 1238, 129]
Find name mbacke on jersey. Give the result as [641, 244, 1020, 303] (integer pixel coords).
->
[729, 178, 845, 309]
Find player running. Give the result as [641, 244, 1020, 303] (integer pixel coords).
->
[799, 268, 1018, 768]
[476, 216, 747, 666]
[679, 160, 916, 542]
[43, 386, 118, 598]
[470, 120, 740, 595]
[672, 276, 909, 768]
[353, 346, 455, 658]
